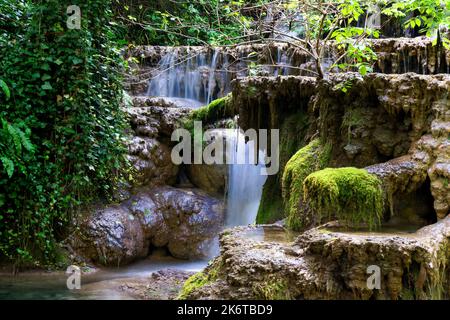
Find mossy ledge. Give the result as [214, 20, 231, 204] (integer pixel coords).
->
[282, 139, 331, 230]
[252, 276, 292, 300]
[191, 94, 233, 123]
[177, 260, 221, 300]
[303, 167, 384, 230]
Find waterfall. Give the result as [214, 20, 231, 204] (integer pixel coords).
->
[274, 47, 290, 76]
[148, 48, 227, 105]
[225, 129, 268, 227]
[206, 49, 219, 105]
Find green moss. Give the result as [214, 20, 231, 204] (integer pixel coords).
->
[281, 139, 332, 230]
[425, 242, 449, 300]
[252, 276, 292, 300]
[177, 259, 222, 300]
[303, 167, 383, 230]
[257, 112, 310, 224]
[341, 108, 367, 142]
[192, 94, 233, 123]
[181, 94, 233, 147]
[177, 272, 210, 300]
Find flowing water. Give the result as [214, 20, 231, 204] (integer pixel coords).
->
[0, 256, 207, 300]
[147, 48, 229, 104]
[148, 49, 271, 227]
[225, 129, 268, 227]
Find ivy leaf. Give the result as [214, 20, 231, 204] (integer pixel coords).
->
[1, 157, 15, 178]
[72, 57, 83, 65]
[0, 79, 10, 100]
[41, 82, 53, 90]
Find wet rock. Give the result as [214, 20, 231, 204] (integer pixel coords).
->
[72, 206, 148, 266]
[128, 137, 178, 187]
[232, 73, 450, 225]
[128, 100, 191, 138]
[186, 164, 227, 195]
[117, 269, 195, 300]
[151, 187, 225, 259]
[125, 96, 196, 188]
[185, 218, 450, 300]
[72, 186, 225, 265]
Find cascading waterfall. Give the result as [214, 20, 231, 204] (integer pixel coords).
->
[274, 47, 290, 76]
[225, 129, 268, 227]
[147, 48, 226, 105]
[206, 49, 219, 105]
[147, 47, 288, 227]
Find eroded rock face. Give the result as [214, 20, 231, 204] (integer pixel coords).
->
[186, 164, 227, 195]
[185, 219, 450, 300]
[72, 186, 225, 265]
[231, 73, 449, 225]
[71, 205, 148, 266]
[126, 97, 194, 188]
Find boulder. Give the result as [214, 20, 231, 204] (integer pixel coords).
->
[71, 205, 147, 266]
[186, 164, 227, 195]
[128, 137, 178, 186]
[72, 186, 225, 265]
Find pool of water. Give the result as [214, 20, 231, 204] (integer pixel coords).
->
[325, 223, 423, 237]
[0, 256, 208, 300]
[242, 225, 298, 243]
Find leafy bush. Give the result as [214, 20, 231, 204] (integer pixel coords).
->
[0, 0, 128, 266]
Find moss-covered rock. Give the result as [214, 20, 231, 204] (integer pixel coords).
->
[252, 276, 292, 300]
[191, 94, 233, 123]
[177, 272, 211, 300]
[177, 260, 221, 299]
[281, 139, 331, 230]
[303, 167, 383, 230]
[257, 112, 309, 224]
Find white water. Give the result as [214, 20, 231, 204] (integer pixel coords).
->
[147, 49, 227, 104]
[147, 49, 275, 227]
[225, 129, 268, 227]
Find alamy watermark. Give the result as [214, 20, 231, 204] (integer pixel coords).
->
[366, 265, 381, 290]
[171, 122, 280, 175]
[67, 5, 81, 30]
[66, 265, 81, 290]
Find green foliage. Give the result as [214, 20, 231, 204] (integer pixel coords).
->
[111, 0, 256, 46]
[282, 139, 332, 230]
[303, 167, 383, 230]
[192, 94, 233, 123]
[382, 0, 450, 48]
[252, 276, 291, 300]
[0, 0, 128, 265]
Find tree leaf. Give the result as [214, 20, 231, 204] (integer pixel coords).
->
[0, 79, 10, 100]
[1, 157, 15, 178]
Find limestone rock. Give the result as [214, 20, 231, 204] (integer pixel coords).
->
[71, 205, 147, 266]
[128, 137, 178, 186]
[185, 218, 450, 300]
[72, 186, 225, 265]
[186, 164, 227, 195]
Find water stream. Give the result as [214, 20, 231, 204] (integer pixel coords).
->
[225, 129, 268, 227]
[0, 256, 207, 300]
